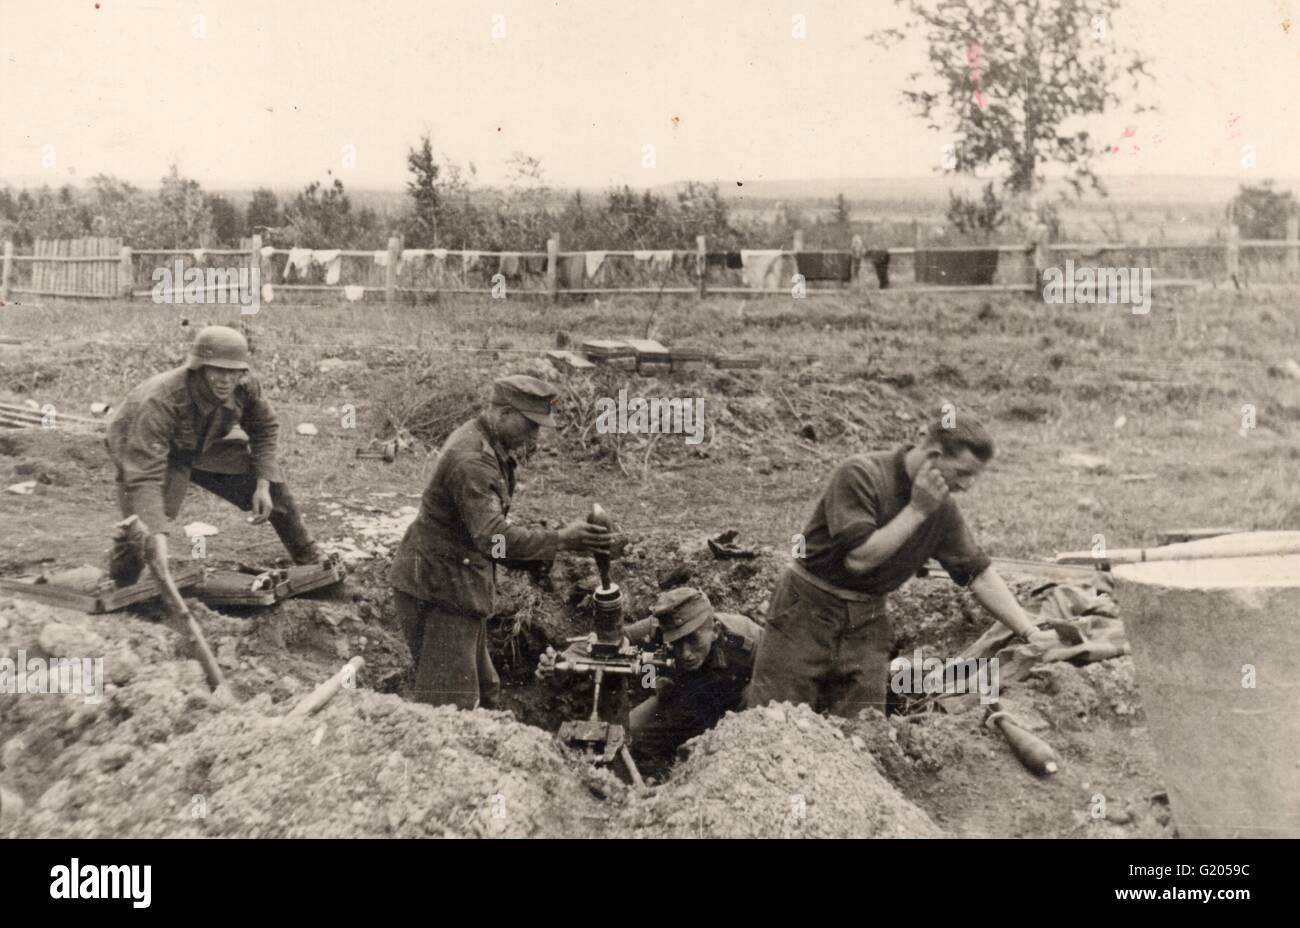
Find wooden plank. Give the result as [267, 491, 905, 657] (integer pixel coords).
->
[0, 562, 203, 613]
[1156, 528, 1249, 546]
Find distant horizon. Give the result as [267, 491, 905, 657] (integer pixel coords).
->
[3, 170, 1296, 197]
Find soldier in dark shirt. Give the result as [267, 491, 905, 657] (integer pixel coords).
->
[538, 587, 762, 764]
[747, 412, 1037, 719]
[390, 375, 611, 710]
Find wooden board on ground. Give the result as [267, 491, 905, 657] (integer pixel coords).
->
[192, 559, 346, 608]
[713, 356, 761, 370]
[546, 350, 596, 373]
[0, 563, 204, 613]
[580, 339, 635, 359]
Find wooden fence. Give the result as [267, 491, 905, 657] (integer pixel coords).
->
[3, 237, 128, 300]
[3, 219, 1299, 304]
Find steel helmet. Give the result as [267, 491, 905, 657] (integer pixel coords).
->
[187, 325, 250, 371]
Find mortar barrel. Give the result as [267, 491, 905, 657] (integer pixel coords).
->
[1114, 552, 1300, 838]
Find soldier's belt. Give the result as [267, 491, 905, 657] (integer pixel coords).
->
[789, 561, 886, 604]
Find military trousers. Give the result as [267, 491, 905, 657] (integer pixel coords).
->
[394, 590, 501, 711]
[111, 468, 316, 585]
[746, 565, 891, 719]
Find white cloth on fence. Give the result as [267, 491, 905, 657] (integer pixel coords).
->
[313, 250, 342, 285]
[585, 251, 607, 280]
[260, 246, 276, 258]
[651, 250, 674, 270]
[633, 250, 654, 261]
[373, 250, 389, 268]
[343, 285, 365, 302]
[284, 248, 313, 281]
[431, 249, 449, 260]
[261, 284, 274, 303]
[740, 250, 788, 290]
[462, 251, 481, 271]
[192, 249, 206, 263]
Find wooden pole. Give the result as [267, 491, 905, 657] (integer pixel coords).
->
[850, 233, 864, 292]
[1032, 238, 1048, 292]
[792, 229, 804, 252]
[1286, 215, 1299, 281]
[696, 234, 707, 300]
[119, 246, 133, 299]
[384, 235, 400, 305]
[1226, 223, 1240, 283]
[1, 241, 12, 302]
[546, 235, 559, 302]
[914, 221, 926, 284]
[250, 233, 263, 298]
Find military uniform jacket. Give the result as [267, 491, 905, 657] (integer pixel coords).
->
[627, 612, 763, 716]
[389, 414, 560, 618]
[105, 366, 281, 533]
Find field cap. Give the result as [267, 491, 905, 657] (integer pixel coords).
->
[653, 587, 714, 643]
[493, 375, 558, 427]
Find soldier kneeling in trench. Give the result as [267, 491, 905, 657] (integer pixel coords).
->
[105, 325, 322, 583]
[538, 587, 763, 766]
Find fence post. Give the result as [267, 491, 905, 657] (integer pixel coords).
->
[385, 235, 401, 305]
[1, 241, 12, 302]
[696, 235, 707, 300]
[1286, 215, 1299, 281]
[914, 222, 926, 283]
[1226, 224, 1240, 283]
[249, 234, 263, 298]
[546, 236, 559, 302]
[118, 246, 133, 299]
[850, 233, 864, 291]
[792, 229, 804, 253]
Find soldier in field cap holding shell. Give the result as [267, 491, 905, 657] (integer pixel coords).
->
[391, 374, 612, 710]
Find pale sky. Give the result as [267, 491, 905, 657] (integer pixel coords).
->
[1, 0, 1297, 190]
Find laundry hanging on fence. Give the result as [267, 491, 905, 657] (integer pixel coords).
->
[633, 250, 654, 261]
[373, 250, 389, 268]
[706, 253, 729, 269]
[795, 251, 853, 282]
[559, 254, 585, 289]
[192, 249, 207, 263]
[651, 250, 674, 271]
[344, 285, 365, 302]
[430, 248, 448, 260]
[260, 245, 276, 259]
[865, 250, 891, 289]
[916, 248, 999, 286]
[313, 250, 342, 285]
[585, 251, 607, 280]
[284, 248, 313, 281]
[741, 250, 795, 291]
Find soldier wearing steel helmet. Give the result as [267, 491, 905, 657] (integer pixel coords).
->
[390, 374, 613, 711]
[105, 325, 321, 583]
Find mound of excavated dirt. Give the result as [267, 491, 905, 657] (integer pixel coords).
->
[0, 597, 222, 807]
[618, 702, 943, 838]
[14, 692, 623, 838]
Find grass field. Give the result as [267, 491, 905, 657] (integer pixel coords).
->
[3, 285, 1298, 569]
